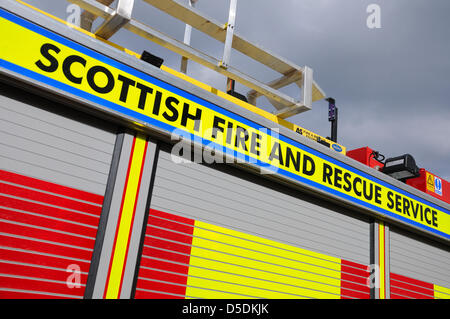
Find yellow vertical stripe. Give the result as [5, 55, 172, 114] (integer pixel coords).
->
[378, 222, 385, 299]
[105, 134, 147, 299]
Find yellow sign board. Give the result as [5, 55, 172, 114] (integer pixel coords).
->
[0, 9, 448, 240]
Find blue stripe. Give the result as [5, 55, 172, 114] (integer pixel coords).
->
[1, 9, 448, 239]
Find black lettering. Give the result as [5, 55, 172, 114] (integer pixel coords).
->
[268, 142, 284, 166]
[353, 177, 362, 197]
[226, 122, 234, 145]
[286, 147, 300, 172]
[424, 207, 432, 225]
[411, 200, 420, 219]
[403, 197, 411, 216]
[374, 185, 382, 205]
[395, 194, 402, 213]
[87, 65, 115, 94]
[234, 126, 249, 152]
[136, 82, 153, 110]
[35, 43, 60, 73]
[362, 180, 373, 201]
[334, 168, 343, 189]
[212, 116, 226, 139]
[163, 96, 179, 122]
[117, 74, 136, 103]
[432, 210, 438, 227]
[62, 55, 86, 84]
[322, 163, 333, 185]
[343, 172, 352, 192]
[302, 155, 315, 176]
[387, 191, 394, 209]
[152, 90, 163, 115]
[181, 103, 202, 132]
[249, 132, 261, 157]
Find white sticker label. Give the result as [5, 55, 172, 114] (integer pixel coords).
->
[434, 176, 442, 196]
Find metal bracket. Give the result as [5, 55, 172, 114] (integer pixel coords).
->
[70, 0, 326, 119]
[274, 66, 313, 119]
[94, 0, 134, 40]
[219, 0, 237, 69]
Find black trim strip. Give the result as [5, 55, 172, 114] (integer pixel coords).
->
[130, 140, 160, 299]
[84, 129, 125, 299]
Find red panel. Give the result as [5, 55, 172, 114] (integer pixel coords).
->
[340, 259, 371, 299]
[341, 280, 370, 293]
[148, 216, 194, 235]
[0, 171, 102, 299]
[0, 290, 75, 299]
[0, 261, 88, 284]
[136, 278, 186, 296]
[0, 276, 84, 297]
[134, 290, 183, 299]
[341, 272, 368, 286]
[346, 147, 384, 170]
[0, 182, 101, 215]
[390, 286, 433, 299]
[0, 248, 91, 273]
[139, 257, 189, 275]
[391, 292, 412, 299]
[0, 208, 97, 238]
[142, 246, 191, 264]
[144, 236, 192, 255]
[390, 278, 434, 297]
[138, 268, 188, 286]
[0, 220, 95, 249]
[341, 288, 370, 299]
[341, 264, 369, 278]
[390, 273, 433, 290]
[0, 195, 99, 226]
[0, 234, 93, 261]
[149, 209, 195, 226]
[340, 288, 370, 299]
[146, 226, 194, 245]
[0, 169, 103, 205]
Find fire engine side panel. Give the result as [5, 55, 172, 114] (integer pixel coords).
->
[390, 227, 450, 299]
[134, 144, 372, 299]
[0, 84, 117, 298]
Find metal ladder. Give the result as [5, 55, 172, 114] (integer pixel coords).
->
[68, 0, 326, 119]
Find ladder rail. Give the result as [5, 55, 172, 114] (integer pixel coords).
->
[68, 0, 325, 118]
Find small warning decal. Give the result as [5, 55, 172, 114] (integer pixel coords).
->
[427, 172, 435, 193]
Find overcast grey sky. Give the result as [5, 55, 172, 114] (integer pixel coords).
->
[23, 0, 450, 180]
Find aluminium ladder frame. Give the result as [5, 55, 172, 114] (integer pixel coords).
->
[69, 0, 326, 119]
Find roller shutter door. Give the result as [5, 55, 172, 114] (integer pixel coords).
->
[389, 227, 450, 299]
[135, 144, 372, 299]
[0, 85, 117, 298]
